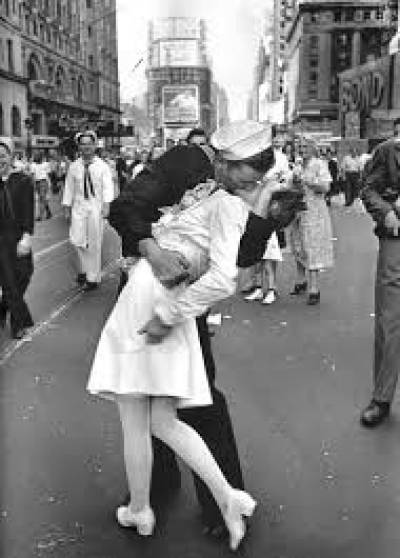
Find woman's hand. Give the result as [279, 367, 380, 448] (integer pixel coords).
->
[16, 233, 32, 257]
[138, 315, 172, 344]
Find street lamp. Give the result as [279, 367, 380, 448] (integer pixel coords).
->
[24, 116, 33, 159]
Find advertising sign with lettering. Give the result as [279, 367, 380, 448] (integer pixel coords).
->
[159, 39, 199, 67]
[162, 85, 199, 124]
[339, 56, 391, 116]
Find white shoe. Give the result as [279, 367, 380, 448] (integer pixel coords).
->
[223, 490, 257, 551]
[244, 287, 263, 302]
[261, 289, 277, 305]
[116, 505, 155, 536]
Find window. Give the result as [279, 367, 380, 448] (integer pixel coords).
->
[88, 25, 92, 38]
[33, 18, 38, 36]
[7, 39, 14, 72]
[77, 77, 85, 101]
[310, 35, 319, 51]
[310, 56, 318, 68]
[0, 104, 3, 135]
[11, 106, 21, 136]
[32, 112, 42, 135]
[86, 0, 92, 7]
[88, 54, 94, 68]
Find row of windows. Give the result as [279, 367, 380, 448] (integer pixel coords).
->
[0, 104, 22, 137]
[307, 7, 397, 25]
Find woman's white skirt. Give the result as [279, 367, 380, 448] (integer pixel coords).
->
[262, 231, 283, 261]
[87, 259, 212, 408]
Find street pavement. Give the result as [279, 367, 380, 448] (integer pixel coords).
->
[2, 200, 400, 558]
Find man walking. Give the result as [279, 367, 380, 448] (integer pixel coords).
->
[0, 139, 35, 339]
[360, 118, 400, 426]
[109, 120, 299, 533]
[63, 131, 115, 291]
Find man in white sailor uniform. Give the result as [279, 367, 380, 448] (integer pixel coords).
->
[63, 131, 115, 290]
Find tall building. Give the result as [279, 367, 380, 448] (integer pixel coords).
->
[0, 0, 120, 152]
[270, 0, 297, 102]
[0, 0, 28, 150]
[211, 82, 229, 130]
[146, 17, 214, 144]
[285, 0, 398, 135]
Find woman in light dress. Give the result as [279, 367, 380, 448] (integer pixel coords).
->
[86, 147, 279, 550]
[289, 140, 334, 305]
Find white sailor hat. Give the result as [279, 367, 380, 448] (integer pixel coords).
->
[74, 130, 98, 144]
[211, 120, 272, 161]
[0, 136, 14, 153]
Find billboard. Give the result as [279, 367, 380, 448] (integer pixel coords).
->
[152, 18, 201, 40]
[159, 39, 199, 67]
[162, 85, 199, 124]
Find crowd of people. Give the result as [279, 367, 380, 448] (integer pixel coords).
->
[1, 116, 400, 551]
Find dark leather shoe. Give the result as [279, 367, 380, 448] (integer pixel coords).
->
[307, 291, 320, 305]
[360, 400, 390, 427]
[76, 273, 87, 286]
[290, 281, 307, 295]
[83, 281, 99, 291]
[12, 327, 27, 340]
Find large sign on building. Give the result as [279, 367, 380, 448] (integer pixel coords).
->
[339, 56, 391, 115]
[162, 85, 199, 124]
[339, 54, 400, 140]
[159, 39, 199, 66]
[152, 18, 201, 40]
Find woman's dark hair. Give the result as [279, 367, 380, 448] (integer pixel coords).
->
[187, 127, 207, 143]
[235, 146, 275, 174]
[0, 142, 11, 155]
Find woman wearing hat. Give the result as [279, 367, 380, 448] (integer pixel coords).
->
[63, 131, 115, 290]
[0, 139, 35, 339]
[289, 139, 334, 304]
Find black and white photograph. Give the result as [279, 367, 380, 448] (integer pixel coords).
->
[1, 0, 400, 556]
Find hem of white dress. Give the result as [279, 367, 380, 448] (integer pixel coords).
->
[87, 389, 213, 409]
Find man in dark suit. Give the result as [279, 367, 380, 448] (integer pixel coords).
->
[0, 140, 35, 339]
[109, 121, 299, 533]
[361, 118, 400, 426]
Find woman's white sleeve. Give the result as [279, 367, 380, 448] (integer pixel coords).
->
[154, 197, 248, 325]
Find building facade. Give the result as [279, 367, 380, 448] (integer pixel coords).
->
[146, 17, 215, 144]
[0, 0, 28, 151]
[0, 0, 120, 152]
[286, 0, 398, 136]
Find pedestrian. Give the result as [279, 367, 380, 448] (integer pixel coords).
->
[341, 146, 361, 207]
[30, 152, 52, 220]
[360, 117, 400, 427]
[289, 138, 334, 304]
[244, 136, 290, 304]
[62, 130, 115, 291]
[88, 120, 299, 550]
[0, 139, 34, 339]
[107, 120, 299, 538]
